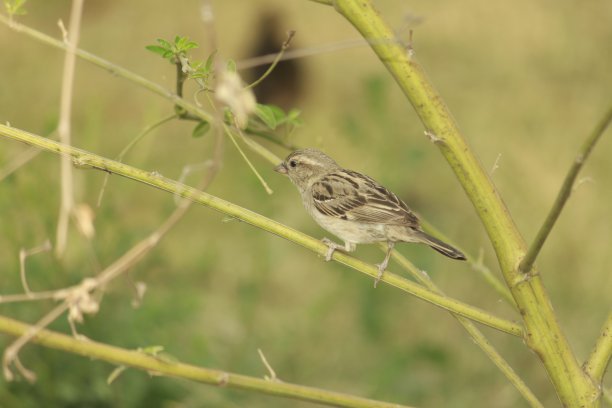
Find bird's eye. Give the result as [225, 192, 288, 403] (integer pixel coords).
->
[289, 160, 297, 168]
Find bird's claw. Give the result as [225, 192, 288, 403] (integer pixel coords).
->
[324, 246, 335, 262]
[374, 263, 386, 288]
[322, 238, 340, 261]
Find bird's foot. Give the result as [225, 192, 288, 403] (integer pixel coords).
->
[322, 238, 342, 262]
[373, 242, 394, 288]
[374, 263, 387, 288]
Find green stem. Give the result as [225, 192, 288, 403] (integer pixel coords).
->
[175, 60, 186, 98]
[519, 106, 612, 273]
[325, 0, 597, 405]
[245, 30, 296, 90]
[583, 312, 612, 385]
[420, 219, 516, 308]
[0, 123, 522, 338]
[0, 13, 213, 124]
[0, 315, 411, 408]
[223, 123, 274, 194]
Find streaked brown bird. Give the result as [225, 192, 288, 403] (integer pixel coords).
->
[275, 148, 466, 286]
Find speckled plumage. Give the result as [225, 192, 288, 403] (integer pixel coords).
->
[275, 148, 465, 286]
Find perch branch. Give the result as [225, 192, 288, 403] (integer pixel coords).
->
[0, 124, 523, 338]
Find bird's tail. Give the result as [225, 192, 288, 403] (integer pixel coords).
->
[414, 231, 466, 260]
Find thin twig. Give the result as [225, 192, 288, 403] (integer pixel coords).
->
[3, 302, 69, 381]
[0, 14, 287, 171]
[245, 126, 300, 150]
[18, 240, 52, 294]
[55, 0, 84, 257]
[2, 127, 225, 382]
[234, 124, 282, 165]
[245, 30, 296, 90]
[0, 290, 66, 304]
[419, 219, 516, 308]
[97, 114, 177, 207]
[258, 349, 280, 382]
[519, 106, 612, 273]
[236, 38, 400, 70]
[223, 122, 273, 194]
[0, 14, 214, 125]
[0, 146, 42, 182]
[491, 153, 501, 175]
[388, 248, 543, 408]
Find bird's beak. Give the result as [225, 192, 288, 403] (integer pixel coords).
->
[274, 162, 288, 175]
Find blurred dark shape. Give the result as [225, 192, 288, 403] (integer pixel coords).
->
[245, 11, 305, 111]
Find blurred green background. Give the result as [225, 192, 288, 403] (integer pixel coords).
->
[1, 0, 611, 407]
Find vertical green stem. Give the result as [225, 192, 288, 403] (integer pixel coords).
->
[328, 0, 598, 405]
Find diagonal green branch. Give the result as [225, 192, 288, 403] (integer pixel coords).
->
[420, 219, 516, 308]
[0, 13, 213, 124]
[583, 312, 612, 385]
[0, 123, 523, 338]
[0, 315, 411, 408]
[389, 249, 543, 408]
[519, 106, 612, 273]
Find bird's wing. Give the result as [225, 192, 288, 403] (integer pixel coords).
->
[311, 170, 419, 226]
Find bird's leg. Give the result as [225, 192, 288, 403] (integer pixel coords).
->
[374, 241, 395, 288]
[321, 238, 355, 261]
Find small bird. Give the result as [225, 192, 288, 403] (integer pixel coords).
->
[275, 148, 466, 286]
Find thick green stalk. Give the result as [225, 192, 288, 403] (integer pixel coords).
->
[326, 0, 598, 405]
[0, 123, 522, 338]
[0, 315, 409, 408]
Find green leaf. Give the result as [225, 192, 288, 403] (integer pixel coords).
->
[287, 109, 303, 126]
[4, 0, 28, 15]
[268, 105, 286, 122]
[173, 36, 198, 52]
[182, 40, 199, 51]
[226, 59, 237, 73]
[205, 50, 217, 71]
[255, 104, 278, 130]
[156, 38, 172, 50]
[145, 45, 169, 57]
[138, 345, 165, 356]
[192, 121, 211, 138]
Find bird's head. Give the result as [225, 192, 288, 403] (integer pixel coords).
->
[275, 148, 339, 190]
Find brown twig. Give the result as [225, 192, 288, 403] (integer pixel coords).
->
[55, 0, 84, 257]
[2, 128, 224, 382]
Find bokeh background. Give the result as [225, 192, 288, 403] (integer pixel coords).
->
[1, 0, 611, 407]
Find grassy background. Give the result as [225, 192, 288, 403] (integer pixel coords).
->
[1, 0, 611, 407]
